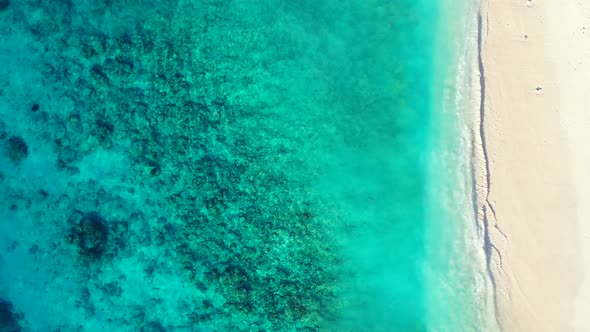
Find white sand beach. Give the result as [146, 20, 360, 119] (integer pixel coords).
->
[476, 0, 590, 330]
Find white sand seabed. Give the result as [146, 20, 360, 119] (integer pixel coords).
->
[474, 0, 590, 330]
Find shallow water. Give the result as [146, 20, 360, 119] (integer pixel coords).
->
[0, 0, 487, 331]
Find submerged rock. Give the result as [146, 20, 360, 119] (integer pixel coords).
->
[72, 212, 109, 258]
[0, 122, 6, 139]
[5, 136, 28, 163]
[142, 321, 165, 332]
[0, 298, 21, 332]
[0, 0, 9, 12]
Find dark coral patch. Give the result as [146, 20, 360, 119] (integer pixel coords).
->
[5, 136, 28, 163]
[0, 298, 21, 332]
[94, 119, 114, 142]
[71, 212, 109, 258]
[0, 0, 9, 12]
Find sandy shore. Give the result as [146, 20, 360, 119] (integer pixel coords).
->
[475, 0, 590, 330]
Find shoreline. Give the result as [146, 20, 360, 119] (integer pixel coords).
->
[472, 1, 503, 329]
[427, 0, 501, 328]
[474, 4, 502, 327]
[475, 0, 589, 330]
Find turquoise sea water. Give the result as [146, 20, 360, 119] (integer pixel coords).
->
[0, 0, 491, 331]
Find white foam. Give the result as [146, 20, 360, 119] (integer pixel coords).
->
[424, 0, 499, 330]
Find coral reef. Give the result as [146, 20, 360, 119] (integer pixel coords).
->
[4, 137, 28, 163]
[0, 0, 8, 12]
[68, 211, 109, 259]
[0, 298, 21, 332]
[0, 1, 343, 330]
